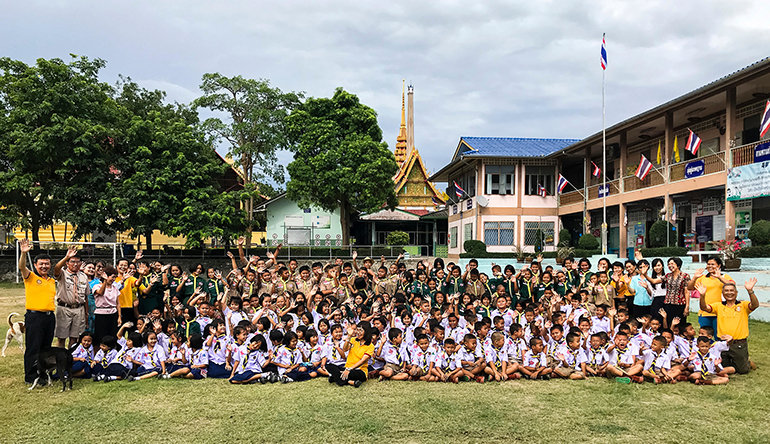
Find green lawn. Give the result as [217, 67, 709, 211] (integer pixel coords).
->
[1, 284, 769, 443]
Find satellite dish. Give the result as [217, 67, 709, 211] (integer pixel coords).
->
[476, 195, 489, 207]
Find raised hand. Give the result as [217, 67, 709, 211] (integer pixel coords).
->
[352, 251, 358, 260]
[237, 236, 245, 246]
[744, 277, 757, 292]
[134, 250, 143, 261]
[634, 250, 643, 261]
[19, 239, 32, 253]
[694, 283, 707, 295]
[658, 308, 667, 318]
[65, 245, 79, 259]
[226, 251, 234, 259]
[671, 317, 681, 326]
[161, 264, 171, 272]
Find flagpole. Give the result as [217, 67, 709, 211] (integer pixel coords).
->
[601, 33, 607, 256]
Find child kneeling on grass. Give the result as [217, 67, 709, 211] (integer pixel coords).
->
[688, 336, 735, 385]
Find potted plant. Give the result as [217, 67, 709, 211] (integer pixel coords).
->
[525, 254, 533, 263]
[514, 245, 525, 263]
[713, 239, 745, 271]
[556, 245, 575, 265]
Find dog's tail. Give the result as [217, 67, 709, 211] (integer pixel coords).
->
[7, 312, 20, 328]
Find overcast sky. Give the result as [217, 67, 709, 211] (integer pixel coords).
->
[4, 1, 770, 183]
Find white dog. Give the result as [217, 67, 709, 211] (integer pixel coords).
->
[2, 313, 25, 357]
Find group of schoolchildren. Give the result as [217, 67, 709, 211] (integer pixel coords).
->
[68, 242, 736, 386]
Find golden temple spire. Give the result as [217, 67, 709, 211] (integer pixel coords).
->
[394, 80, 408, 164]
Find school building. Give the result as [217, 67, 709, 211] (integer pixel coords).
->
[431, 57, 770, 259]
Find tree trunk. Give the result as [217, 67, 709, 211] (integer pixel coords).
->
[339, 203, 349, 246]
[31, 219, 40, 250]
[145, 231, 153, 251]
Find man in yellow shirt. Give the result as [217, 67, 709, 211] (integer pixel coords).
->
[18, 239, 56, 384]
[698, 278, 759, 374]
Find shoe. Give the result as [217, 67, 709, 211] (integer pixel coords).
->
[328, 376, 335, 384]
[280, 375, 293, 383]
[126, 375, 136, 382]
[353, 379, 363, 388]
[161, 374, 171, 380]
[615, 376, 631, 384]
[540, 374, 551, 381]
[103, 376, 112, 383]
[258, 376, 268, 384]
[270, 372, 280, 383]
[92, 375, 100, 382]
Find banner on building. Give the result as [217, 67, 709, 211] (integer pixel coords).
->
[727, 161, 770, 201]
[754, 141, 770, 163]
[598, 184, 610, 197]
[685, 159, 705, 179]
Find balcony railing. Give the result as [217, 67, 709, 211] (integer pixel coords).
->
[559, 190, 583, 205]
[669, 151, 726, 182]
[623, 169, 665, 192]
[732, 140, 766, 167]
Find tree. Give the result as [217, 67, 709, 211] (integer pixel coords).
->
[194, 74, 302, 245]
[286, 88, 399, 245]
[0, 56, 118, 243]
[106, 79, 247, 249]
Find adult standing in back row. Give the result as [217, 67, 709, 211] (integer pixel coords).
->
[53, 246, 91, 349]
[687, 257, 733, 335]
[18, 239, 56, 385]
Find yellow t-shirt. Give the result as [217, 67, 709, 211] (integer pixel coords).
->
[696, 274, 732, 317]
[24, 271, 56, 312]
[346, 338, 375, 376]
[712, 300, 751, 340]
[117, 275, 137, 309]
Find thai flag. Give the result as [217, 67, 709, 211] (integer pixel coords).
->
[557, 174, 569, 193]
[600, 33, 607, 70]
[760, 100, 770, 138]
[431, 196, 443, 206]
[453, 181, 466, 198]
[635, 155, 653, 180]
[591, 161, 601, 177]
[538, 184, 547, 197]
[685, 128, 702, 156]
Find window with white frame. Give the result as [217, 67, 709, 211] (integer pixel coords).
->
[484, 222, 515, 245]
[464, 223, 473, 244]
[525, 166, 554, 195]
[485, 165, 515, 195]
[450, 226, 458, 248]
[524, 221, 555, 246]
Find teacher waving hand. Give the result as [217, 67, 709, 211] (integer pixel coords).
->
[328, 321, 374, 388]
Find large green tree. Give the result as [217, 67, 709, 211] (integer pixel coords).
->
[286, 88, 398, 245]
[194, 74, 302, 245]
[0, 56, 117, 243]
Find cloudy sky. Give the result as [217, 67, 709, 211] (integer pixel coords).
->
[4, 1, 770, 183]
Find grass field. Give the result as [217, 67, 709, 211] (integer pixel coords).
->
[1, 284, 769, 443]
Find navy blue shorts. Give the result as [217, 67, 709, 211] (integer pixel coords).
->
[167, 364, 188, 373]
[137, 366, 162, 376]
[72, 361, 91, 378]
[207, 362, 229, 379]
[190, 367, 206, 379]
[229, 370, 257, 383]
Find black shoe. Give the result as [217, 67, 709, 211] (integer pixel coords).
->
[328, 376, 335, 384]
[353, 379, 363, 388]
[540, 374, 551, 381]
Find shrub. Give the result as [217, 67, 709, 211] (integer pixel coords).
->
[639, 247, 688, 258]
[459, 251, 557, 259]
[577, 233, 599, 250]
[737, 245, 770, 258]
[558, 229, 571, 247]
[573, 248, 600, 258]
[648, 220, 676, 248]
[534, 229, 543, 253]
[463, 240, 487, 256]
[748, 220, 770, 246]
[385, 231, 409, 246]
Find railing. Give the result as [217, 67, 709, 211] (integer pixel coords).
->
[732, 140, 766, 167]
[559, 190, 583, 205]
[669, 151, 726, 182]
[623, 169, 665, 192]
[587, 180, 619, 200]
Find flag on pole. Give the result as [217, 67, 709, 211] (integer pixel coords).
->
[673, 135, 680, 163]
[600, 33, 607, 70]
[557, 174, 569, 193]
[635, 155, 653, 180]
[685, 128, 702, 156]
[537, 184, 547, 197]
[760, 100, 770, 138]
[453, 181, 466, 198]
[431, 196, 442, 207]
[591, 161, 601, 177]
[656, 140, 662, 164]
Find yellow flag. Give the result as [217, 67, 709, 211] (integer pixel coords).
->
[656, 140, 661, 164]
[673, 135, 680, 163]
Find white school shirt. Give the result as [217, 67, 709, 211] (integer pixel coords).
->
[324, 340, 347, 366]
[590, 316, 612, 334]
[444, 326, 465, 344]
[186, 348, 209, 367]
[664, 342, 681, 363]
[157, 333, 172, 356]
[412, 311, 430, 328]
[642, 349, 671, 371]
[208, 335, 233, 365]
[484, 344, 509, 369]
[546, 339, 566, 360]
[558, 347, 585, 370]
[432, 349, 456, 371]
[111, 339, 135, 370]
[138, 345, 167, 369]
[628, 333, 648, 350]
[274, 345, 302, 375]
[490, 308, 516, 329]
[522, 350, 547, 368]
[410, 347, 431, 372]
[506, 337, 528, 363]
[608, 343, 639, 366]
[457, 346, 481, 366]
[197, 316, 212, 334]
[94, 348, 117, 367]
[72, 344, 94, 362]
[244, 350, 267, 373]
[582, 347, 610, 366]
[168, 343, 188, 364]
[381, 341, 408, 366]
[690, 341, 729, 374]
[306, 344, 324, 364]
[675, 336, 698, 360]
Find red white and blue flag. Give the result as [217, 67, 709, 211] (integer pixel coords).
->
[600, 33, 607, 70]
[635, 155, 653, 180]
[453, 181, 466, 198]
[557, 174, 569, 193]
[685, 128, 702, 156]
[537, 184, 547, 197]
[591, 161, 601, 177]
[760, 100, 770, 138]
[431, 196, 443, 206]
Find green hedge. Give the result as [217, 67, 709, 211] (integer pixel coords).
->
[738, 245, 770, 258]
[639, 247, 688, 258]
[748, 220, 770, 246]
[459, 251, 557, 259]
[464, 240, 487, 256]
[578, 233, 599, 250]
[572, 249, 601, 258]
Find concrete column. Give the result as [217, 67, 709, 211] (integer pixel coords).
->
[665, 111, 674, 174]
[371, 221, 376, 245]
[725, 87, 737, 240]
[619, 132, 627, 192]
[664, 194, 673, 246]
[619, 203, 627, 258]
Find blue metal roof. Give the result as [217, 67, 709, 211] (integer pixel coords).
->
[459, 136, 581, 158]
